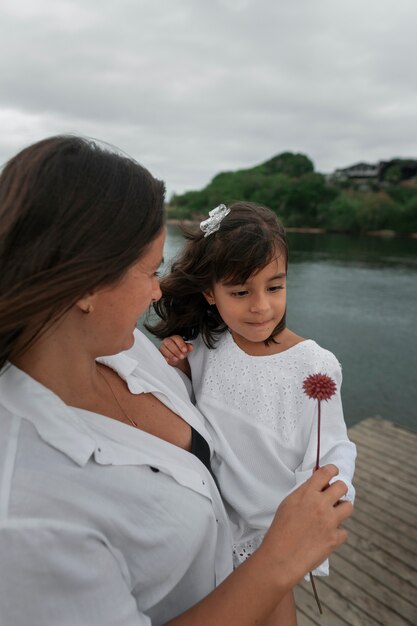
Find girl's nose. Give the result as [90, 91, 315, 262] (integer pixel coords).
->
[249, 293, 270, 313]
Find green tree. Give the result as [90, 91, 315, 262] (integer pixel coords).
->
[355, 191, 400, 231]
[393, 196, 417, 232]
[384, 164, 402, 184]
[261, 152, 314, 177]
[319, 193, 362, 231]
[281, 173, 336, 227]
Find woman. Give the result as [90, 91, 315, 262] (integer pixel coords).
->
[0, 136, 352, 626]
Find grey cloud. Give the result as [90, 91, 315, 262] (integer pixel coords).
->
[0, 0, 416, 196]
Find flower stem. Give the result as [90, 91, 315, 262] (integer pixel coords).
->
[309, 572, 323, 614]
[310, 399, 323, 613]
[315, 400, 321, 471]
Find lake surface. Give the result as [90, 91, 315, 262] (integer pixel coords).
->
[142, 225, 417, 432]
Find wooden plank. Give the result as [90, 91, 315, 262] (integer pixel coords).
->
[298, 577, 382, 626]
[353, 426, 417, 459]
[355, 444, 416, 481]
[351, 436, 417, 475]
[351, 480, 417, 525]
[350, 439, 416, 477]
[354, 456, 417, 499]
[355, 455, 417, 502]
[352, 481, 417, 528]
[350, 416, 417, 443]
[343, 525, 417, 585]
[351, 504, 417, 554]
[344, 517, 417, 571]
[296, 609, 319, 626]
[351, 430, 417, 471]
[336, 542, 417, 606]
[356, 418, 417, 446]
[330, 552, 417, 624]
[294, 584, 350, 625]
[350, 491, 417, 538]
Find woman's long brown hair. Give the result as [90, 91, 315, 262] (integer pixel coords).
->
[0, 135, 165, 370]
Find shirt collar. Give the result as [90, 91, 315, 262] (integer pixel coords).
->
[97, 352, 138, 378]
[0, 364, 97, 466]
[0, 331, 210, 466]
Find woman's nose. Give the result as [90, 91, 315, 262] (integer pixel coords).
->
[151, 278, 162, 303]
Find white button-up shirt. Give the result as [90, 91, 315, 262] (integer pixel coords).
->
[0, 331, 233, 626]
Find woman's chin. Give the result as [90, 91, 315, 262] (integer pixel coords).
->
[103, 332, 135, 356]
[120, 332, 136, 352]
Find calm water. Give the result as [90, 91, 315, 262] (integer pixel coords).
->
[142, 225, 417, 432]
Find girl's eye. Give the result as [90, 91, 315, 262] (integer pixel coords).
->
[268, 285, 284, 292]
[230, 290, 248, 297]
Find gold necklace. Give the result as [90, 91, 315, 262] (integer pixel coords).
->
[97, 367, 139, 428]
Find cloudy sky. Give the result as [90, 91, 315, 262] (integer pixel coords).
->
[1, 0, 416, 198]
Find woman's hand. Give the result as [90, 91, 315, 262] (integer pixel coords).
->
[259, 464, 353, 587]
[160, 336, 193, 365]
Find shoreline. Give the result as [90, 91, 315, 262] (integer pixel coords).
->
[166, 219, 417, 239]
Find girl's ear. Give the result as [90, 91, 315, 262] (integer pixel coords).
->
[203, 290, 215, 305]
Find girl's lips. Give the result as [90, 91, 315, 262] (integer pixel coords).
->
[246, 320, 272, 326]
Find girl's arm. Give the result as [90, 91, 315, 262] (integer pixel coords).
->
[160, 335, 193, 378]
[295, 359, 356, 501]
[294, 358, 356, 578]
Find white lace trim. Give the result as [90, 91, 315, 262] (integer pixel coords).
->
[233, 533, 264, 567]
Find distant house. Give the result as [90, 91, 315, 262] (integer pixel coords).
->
[379, 159, 417, 182]
[332, 162, 380, 183]
[331, 159, 417, 186]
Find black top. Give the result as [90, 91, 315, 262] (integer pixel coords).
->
[150, 427, 216, 484]
[191, 427, 215, 479]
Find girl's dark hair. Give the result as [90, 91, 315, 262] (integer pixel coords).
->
[0, 135, 165, 369]
[147, 202, 288, 348]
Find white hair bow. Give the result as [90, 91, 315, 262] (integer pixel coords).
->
[199, 204, 231, 237]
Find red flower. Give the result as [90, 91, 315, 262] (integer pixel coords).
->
[303, 372, 337, 615]
[303, 373, 337, 402]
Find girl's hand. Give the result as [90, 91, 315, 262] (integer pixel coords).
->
[160, 335, 193, 366]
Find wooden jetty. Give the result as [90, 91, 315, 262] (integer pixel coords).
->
[295, 417, 417, 626]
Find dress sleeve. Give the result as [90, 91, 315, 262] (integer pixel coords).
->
[0, 520, 150, 626]
[294, 357, 356, 502]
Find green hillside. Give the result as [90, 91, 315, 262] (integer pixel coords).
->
[169, 152, 417, 234]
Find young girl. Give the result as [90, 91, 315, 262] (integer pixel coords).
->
[148, 202, 356, 625]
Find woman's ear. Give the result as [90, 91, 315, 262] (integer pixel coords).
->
[203, 290, 215, 305]
[75, 295, 95, 315]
